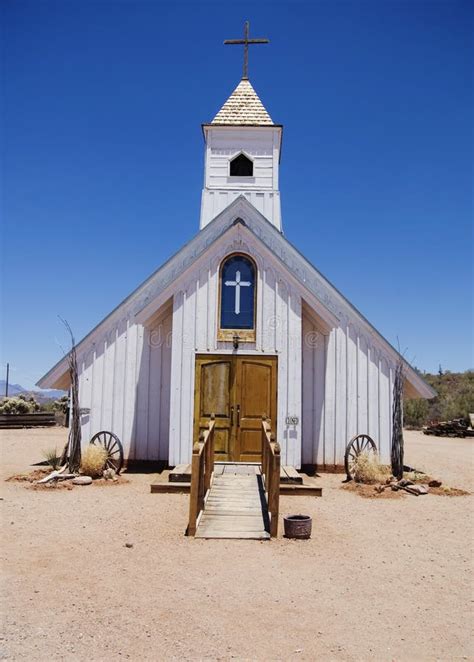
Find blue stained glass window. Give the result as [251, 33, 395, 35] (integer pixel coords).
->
[220, 255, 256, 330]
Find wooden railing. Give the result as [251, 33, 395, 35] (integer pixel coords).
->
[187, 415, 215, 536]
[261, 416, 281, 537]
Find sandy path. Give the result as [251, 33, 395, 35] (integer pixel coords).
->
[403, 429, 474, 492]
[1, 428, 472, 661]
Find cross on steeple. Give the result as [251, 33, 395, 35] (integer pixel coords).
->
[224, 21, 269, 80]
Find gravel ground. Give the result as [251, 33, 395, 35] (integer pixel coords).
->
[1, 427, 472, 661]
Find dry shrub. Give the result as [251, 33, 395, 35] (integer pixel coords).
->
[404, 471, 430, 483]
[80, 445, 108, 478]
[353, 451, 391, 484]
[42, 447, 61, 470]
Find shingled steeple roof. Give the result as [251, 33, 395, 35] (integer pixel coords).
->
[211, 79, 274, 126]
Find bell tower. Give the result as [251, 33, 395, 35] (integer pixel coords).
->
[200, 23, 283, 231]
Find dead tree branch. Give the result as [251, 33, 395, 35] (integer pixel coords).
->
[391, 359, 404, 480]
[58, 318, 82, 473]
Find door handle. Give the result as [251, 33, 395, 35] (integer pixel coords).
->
[237, 404, 240, 427]
[230, 406, 234, 426]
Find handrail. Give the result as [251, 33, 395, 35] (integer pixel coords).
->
[187, 414, 215, 536]
[261, 416, 281, 537]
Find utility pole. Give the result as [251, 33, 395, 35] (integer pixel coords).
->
[5, 363, 9, 397]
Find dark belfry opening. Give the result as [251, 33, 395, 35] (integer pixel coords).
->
[230, 153, 253, 177]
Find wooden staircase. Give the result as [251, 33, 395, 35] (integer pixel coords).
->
[150, 417, 323, 538]
[195, 464, 269, 540]
[186, 417, 281, 538]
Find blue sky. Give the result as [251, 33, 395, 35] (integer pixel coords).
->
[2, 0, 472, 390]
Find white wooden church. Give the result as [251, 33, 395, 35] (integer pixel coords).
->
[38, 34, 434, 470]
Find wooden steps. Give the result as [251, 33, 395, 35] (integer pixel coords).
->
[169, 464, 191, 482]
[280, 481, 322, 497]
[280, 465, 303, 484]
[150, 482, 190, 494]
[195, 470, 270, 540]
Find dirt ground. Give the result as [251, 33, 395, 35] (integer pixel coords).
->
[1, 428, 473, 661]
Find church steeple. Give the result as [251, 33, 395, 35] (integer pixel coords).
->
[199, 23, 283, 232]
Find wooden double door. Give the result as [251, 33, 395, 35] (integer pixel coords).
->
[194, 354, 277, 462]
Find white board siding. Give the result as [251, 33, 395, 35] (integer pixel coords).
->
[101, 331, 116, 434]
[302, 309, 395, 467]
[90, 343, 104, 432]
[158, 315, 172, 459]
[323, 330, 336, 466]
[112, 321, 126, 440]
[368, 346, 380, 442]
[201, 126, 282, 229]
[335, 326, 347, 466]
[201, 189, 281, 233]
[76, 304, 172, 462]
[302, 314, 326, 466]
[286, 291, 302, 467]
[357, 334, 369, 435]
[346, 325, 356, 441]
[135, 325, 149, 459]
[379, 358, 391, 461]
[78, 350, 93, 443]
[169, 291, 184, 465]
[123, 321, 138, 452]
[147, 310, 172, 461]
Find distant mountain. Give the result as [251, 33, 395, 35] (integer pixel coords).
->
[0, 381, 24, 396]
[0, 380, 66, 401]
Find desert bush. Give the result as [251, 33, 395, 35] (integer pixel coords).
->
[0, 397, 31, 414]
[80, 445, 108, 478]
[353, 451, 391, 484]
[52, 395, 69, 414]
[404, 370, 474, 427]
[0, 395, 41, 414]
[404, 398, 430, 428]
[42, 447, 61, 470]
[17, 394, 40, 411]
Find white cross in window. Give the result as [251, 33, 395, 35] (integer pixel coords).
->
[224, 270, 251, 315]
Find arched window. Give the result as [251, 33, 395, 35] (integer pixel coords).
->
[219, 254, 256, 340]
[230, 153, 253, 177]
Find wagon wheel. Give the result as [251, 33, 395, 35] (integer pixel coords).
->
[90, 431, 124, 475]
[344, 434, 377, 480]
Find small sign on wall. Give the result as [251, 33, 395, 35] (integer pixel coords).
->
[286, 416, 299, 426]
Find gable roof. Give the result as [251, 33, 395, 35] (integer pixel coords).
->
[211, 79, 274, 126]
[37, 196, 435, 399]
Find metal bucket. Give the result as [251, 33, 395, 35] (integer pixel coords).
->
[283, 514, 312, 539]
